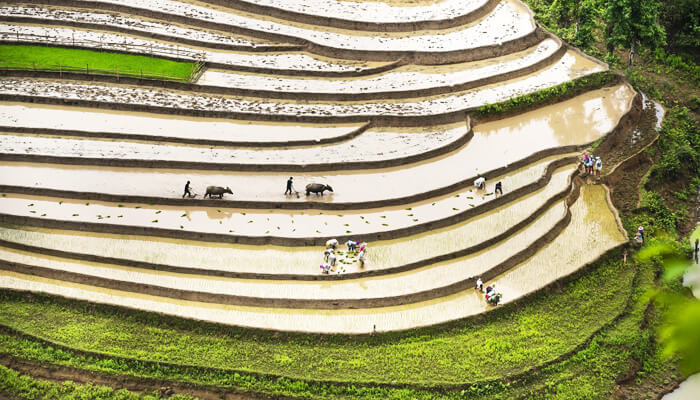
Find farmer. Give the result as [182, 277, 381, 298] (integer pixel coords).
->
[320, 263, 331, 274]
[595, 157, 602, 177]
[476, 278, 484, 292]
[358, 248, 367, 268]
[326, 238, 339, 249]
[346, 240, 357, 251]
[182, 180, 193, 198]
[285, 177, 295, 195]
[328, 251, 337, 268]
[324, 248, 334, 262]
[474, 176, 486, 190]
[495, 181, 503, 197]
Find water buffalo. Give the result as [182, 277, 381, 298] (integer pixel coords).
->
[204, 186, 232, 199]
[306, 183, 333, 196]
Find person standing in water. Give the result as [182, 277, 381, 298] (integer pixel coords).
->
[182, 180, 193, 198]
[285, 177, 294, 195]
[495, 181, 503, 197]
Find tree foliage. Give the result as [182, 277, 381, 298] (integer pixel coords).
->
[659, 0, 700, 57]
[603, 0, 666, 65]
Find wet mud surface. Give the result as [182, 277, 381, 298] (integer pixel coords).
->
[0, 5, 278, 48]
[68, 0, 534, 54]
[196, 39, 560, 95]
[227, 0, 488, 24]
[0, 124, 465, 166]
[0, 23, 381, 72]
[0, 159, 570, 242]
[0, 51, 605, 119]
[0, 102, 365, 144]
[0, 84, 632, 205]
[0, 184, 626, 333]
[0, 161, 575, 276]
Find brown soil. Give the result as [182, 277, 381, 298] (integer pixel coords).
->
[610, 158, 652, 213]
[0, 356, 273, 400]
[597, 94, 659, 172]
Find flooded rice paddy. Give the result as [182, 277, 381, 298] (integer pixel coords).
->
[237, 0, 489, 23]
[0, 124, 465, 165]
[197, 39, 560, 94]
[0, 50, 606, 117]
[0, 84, 632, 203]
[0, 184, 626, 333]
[74, 0, 534, 53]
[0, 24, 381, 72]
[0, 199, 566, 301]
[0, 103, 363, 144]
[0, 162, 575, 275]
[0, 158, 569, 240]
[0, 5, 276, 48]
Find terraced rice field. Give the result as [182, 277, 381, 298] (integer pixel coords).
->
[0, 0, 635, 338]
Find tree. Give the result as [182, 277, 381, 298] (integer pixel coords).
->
[604, 0, 666, 65]
[659, 0, 700, 57]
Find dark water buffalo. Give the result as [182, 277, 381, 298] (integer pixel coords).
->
[306, 183, 333, 196]
[204, 186, 232, 199]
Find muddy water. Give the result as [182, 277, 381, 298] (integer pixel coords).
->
[488, 185, 626, 299]
[197, 39, 560, 93]
[238, 0, 487, 23]
[0, 103, 363, 143]
[147, 0, 534, 51]
[0, 124, 464, 165]
[0, 50, 605, 118]
[0, 5, 276, 47]
[0, 181, 626, 333]
[662, 374, 700, 400]
[0, 159, 566, 240]
[0, 162, 575, 275]
[0, 23, 380, 71]
[0, 198, 567, 301]
[0, 84, 633, 203]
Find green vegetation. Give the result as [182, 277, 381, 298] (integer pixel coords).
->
[0, 252, 650, 399]
[0, 252, 634, 387]
[0, 364, 193, 400]
[474, 71, 618, 118]
[0, 45, 198, 82]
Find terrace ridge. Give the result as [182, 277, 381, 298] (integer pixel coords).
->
[0, 158, 577, 246]
[15, 0, 542, 64]
[0, 37, 566, 101]
[0, 189, 572, 309]
[196, 0, 501, 32]
[0, 161, 575, 281]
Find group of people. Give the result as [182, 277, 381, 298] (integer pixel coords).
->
[475, 278, 502, 305]
[320, 238, 368, 274]
[474, 177, 503, 197]
[582, 154, 603, 177]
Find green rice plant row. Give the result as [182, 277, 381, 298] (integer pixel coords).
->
[473, 71, 621, 119]
[0, 45, 197, 82]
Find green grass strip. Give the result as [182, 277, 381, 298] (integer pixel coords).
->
[0, 45, 196, 82]
[473, 71, 620, 119]
[0, 364, 194, 400]
[0, 251, 635, 389]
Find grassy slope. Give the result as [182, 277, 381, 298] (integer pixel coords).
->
[0, 45, 195, 81]
[0, 364, 194, 400]
[0, 253, 635, 398]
